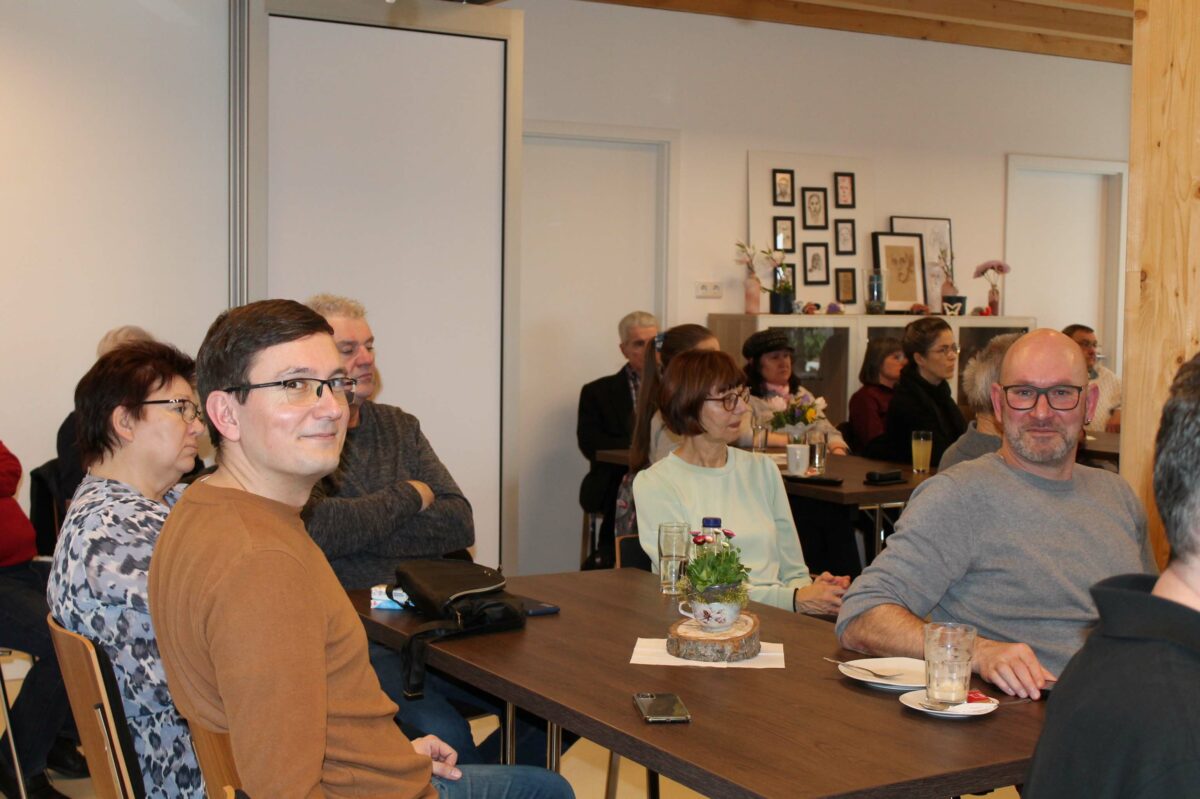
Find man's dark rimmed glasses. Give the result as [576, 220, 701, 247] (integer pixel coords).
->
[1001, 384, 1084, 411]
[138, 398, 203, 423]
[704, 386, 750, 412]
[222, 377, 357, 407]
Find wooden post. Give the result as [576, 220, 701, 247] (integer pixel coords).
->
[1124, 0, 1200, 568]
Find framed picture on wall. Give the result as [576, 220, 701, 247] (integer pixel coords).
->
[773, 216, 796, 252]
[834, 172, 856, 208]
[800, 187, 828, 230]
[772, 169, 795, 206]
[835, 268, 857, 304]
[834, 218, 856, 255]
[802, 242, 830, 285]
[890, 215, 953, 297]
[872, 232, 927, 311]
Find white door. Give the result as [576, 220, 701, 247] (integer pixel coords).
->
[1005, 157, 1127, 372]
[518, 133, 664, 574]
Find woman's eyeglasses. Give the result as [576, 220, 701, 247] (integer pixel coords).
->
[138, 398, 203, 423]
[704, 386, 750, 411]
[928, 343, 961, 357]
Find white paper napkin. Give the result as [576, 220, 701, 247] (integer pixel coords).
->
[370, 584, 410, 610]
[630, 638, 785, 668]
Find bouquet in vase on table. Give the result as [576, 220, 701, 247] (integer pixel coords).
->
[764, 390, 828, 440]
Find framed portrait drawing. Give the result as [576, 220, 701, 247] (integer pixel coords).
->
[772, 169, 795, 206]
[871, 232, 927, 311]
[834, 268, 857, 304]
[890, 216, 952, 297]
[834, 172, 856, 208]
[834, 218, 856, 255]
[802, 242, 830, 286]
[773, 216, 796, 252]
[800, 187, 828, 230]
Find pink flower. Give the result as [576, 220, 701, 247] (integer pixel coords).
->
[973, 260, 1012, 287]
[766, 395, 788, 412]
[722, 529, 736, 538]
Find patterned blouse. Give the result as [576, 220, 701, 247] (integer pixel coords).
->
[48, 476, 204, 797]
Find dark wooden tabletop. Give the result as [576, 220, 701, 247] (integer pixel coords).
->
[1079, 430, 1119, 463]
[596, 448, 630, 466]
[352, 570, 1044, 798]
[779, 454, 934, 505]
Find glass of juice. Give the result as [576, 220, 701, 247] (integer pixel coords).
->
[911, 430, 933, 473]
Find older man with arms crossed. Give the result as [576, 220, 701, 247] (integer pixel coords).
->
[148, 300, 571, 798]
[836, 329, 1156, 699]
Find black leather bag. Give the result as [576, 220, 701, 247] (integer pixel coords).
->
[392, 559, 525, 698]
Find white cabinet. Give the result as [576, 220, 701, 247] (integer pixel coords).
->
[707, 313, 1036, 425]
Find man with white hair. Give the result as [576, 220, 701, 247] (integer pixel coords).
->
[1025, 351, 1200, 797]
[938, 333, 1017, 470]
[837, 329, 1156, 699]
[576, 310, 658, 567]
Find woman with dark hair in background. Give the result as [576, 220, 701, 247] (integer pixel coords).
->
[879, 317, 966, 468]
[847, 337, 905, 453]
[741, 330, 848, 454]
[633, 349, 848, 611]
[48, 341, 207, 797]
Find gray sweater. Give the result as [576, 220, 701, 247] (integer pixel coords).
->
[938, 420, 1001, 471]
[836, 453, 1156, 676]
[303, 401, 474, 590]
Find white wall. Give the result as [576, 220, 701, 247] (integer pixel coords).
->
[507, 0, 1131, 324]
[0, 1, 229, 507]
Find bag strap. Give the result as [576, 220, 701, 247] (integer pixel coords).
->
[400, 620, 460, 699]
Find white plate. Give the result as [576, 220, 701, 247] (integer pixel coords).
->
[899, 689, 998, 719]
[836, 657, 926, 691]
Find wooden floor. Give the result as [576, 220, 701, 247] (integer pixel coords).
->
[3, 650, 1018, 798]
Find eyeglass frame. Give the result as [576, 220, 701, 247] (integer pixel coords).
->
[221, 376, 358, 406]
[704, 386, 751, 412]
[1000, 383, 1085, 412]
[927, 343, 961, 357]
[137, 398, 204, 423]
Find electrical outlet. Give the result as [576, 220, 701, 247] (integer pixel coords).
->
[694, 281, 723, 299]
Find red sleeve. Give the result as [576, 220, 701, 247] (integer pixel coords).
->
[0, 440, 22, 498]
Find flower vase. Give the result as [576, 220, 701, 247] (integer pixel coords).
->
[941, 279, 966, 315]
[743, 274, 762, 314]
[988, 286, 1001, 315]
[866, 272, 885, 314]
[769, 291, 792, 314]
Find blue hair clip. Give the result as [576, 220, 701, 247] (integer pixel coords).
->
[654, 332, 665, 352]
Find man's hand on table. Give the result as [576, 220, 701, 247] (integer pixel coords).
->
[973, 638, 1056, 700]
[407, 479, 435, 511]
[412, 735, 461, 780]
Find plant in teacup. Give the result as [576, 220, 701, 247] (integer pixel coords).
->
[677, 533, 750, 632]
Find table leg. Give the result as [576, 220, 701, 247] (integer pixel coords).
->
[546, 722, 563, 772]
[502, 701, 516, 765]
[874, 504, 885, 561]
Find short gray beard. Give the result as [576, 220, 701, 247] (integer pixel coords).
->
[1006, 422, 1079, 466]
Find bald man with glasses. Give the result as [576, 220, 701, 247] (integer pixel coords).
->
[837, 330, 1156, 700]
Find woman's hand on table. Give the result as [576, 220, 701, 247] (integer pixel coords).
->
[794, 572, 850, 615]
[829, 443, 850, 456]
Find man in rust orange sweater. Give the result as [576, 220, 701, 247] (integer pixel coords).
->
[149, 300, 571, 799]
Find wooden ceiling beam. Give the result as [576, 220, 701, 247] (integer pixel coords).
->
[577, 0, 1133, 63]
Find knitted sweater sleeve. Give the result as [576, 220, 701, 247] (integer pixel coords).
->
[303, 405, 474, 560]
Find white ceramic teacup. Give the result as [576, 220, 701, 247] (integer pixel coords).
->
[786, 443, 810, 474]
[678, 599, 740, 632]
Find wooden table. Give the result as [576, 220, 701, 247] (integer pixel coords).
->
[352, 570, 1045, 799]
[596, 448, 630, 466]
[1079, 430, 1119, 463]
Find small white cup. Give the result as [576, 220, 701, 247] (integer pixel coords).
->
[786, 443, 810, 474]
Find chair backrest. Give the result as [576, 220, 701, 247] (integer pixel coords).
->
[46, 615, 146, 799]
[615, 534, 652, 571]
[189, 724, 242, 794]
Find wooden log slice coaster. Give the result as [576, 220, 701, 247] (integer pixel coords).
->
[666, 611, 761, 662]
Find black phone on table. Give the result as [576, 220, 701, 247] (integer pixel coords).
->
[633, 692, 691, 723]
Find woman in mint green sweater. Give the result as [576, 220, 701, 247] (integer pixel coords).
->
[633, 349, 848, 613]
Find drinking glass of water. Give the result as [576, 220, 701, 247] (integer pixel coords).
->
[657, 522, 690, 595]
[807, 430, 827, 474]
[924, 622, 977, 705]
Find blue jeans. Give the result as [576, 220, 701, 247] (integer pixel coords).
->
[369, 642, 575, 766]
[432, 764, 574, 799]
[0, 560, 73, 776]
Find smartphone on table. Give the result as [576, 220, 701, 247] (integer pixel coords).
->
[633, 692, 691, 723]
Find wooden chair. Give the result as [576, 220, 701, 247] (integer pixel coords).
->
[45, 616, 145, 799]
[188, 725, 241, 797]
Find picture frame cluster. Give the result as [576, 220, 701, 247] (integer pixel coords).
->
[770, 168, 858, 299]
